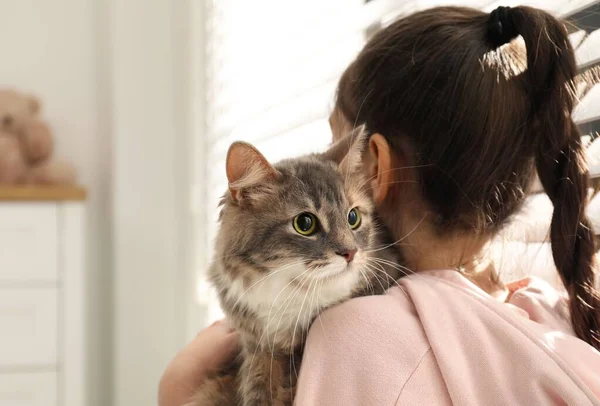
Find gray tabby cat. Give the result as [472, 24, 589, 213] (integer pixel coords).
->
[191, 129, 402, 406]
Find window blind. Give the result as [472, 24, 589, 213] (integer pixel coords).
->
[198, 0, 366, 323]
[195, 0, 600, 325]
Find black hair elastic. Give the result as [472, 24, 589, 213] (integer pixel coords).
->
[487, 6, 518, 48]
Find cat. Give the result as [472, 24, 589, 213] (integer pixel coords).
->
[190, 128, 402, 406]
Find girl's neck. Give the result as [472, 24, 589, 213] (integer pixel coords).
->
[407, 234, 508, 299]
[458, 260, 509, 301]
[388, 209, 508, 299]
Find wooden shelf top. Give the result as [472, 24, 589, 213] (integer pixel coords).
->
[0, 185, 87, 201]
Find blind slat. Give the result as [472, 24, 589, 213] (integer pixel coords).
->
[570, 30, 588, 49]
[574, 83, 600, 124]
[557, 0, 600, 16]
[484, 0, 599, 16]
[208, 80, 337, 155]
[208, 36, 363, 134]
[576, 29, 600, 70]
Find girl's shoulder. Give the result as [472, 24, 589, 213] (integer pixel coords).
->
[505, 276, 573, 334]
[296, 289, 434, 406]
[298, 271, 600, 405]
[311, 284, 428, 346]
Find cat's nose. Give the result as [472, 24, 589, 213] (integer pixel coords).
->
[336, 249, 357, 263]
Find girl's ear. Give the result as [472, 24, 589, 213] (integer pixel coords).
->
[226, 141, 279, 202]
[368, 133, 394, 203]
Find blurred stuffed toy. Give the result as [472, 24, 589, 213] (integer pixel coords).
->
[0, 89, 75, 185]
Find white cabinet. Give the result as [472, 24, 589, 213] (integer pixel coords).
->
[0, 187, 86, 406]
[0, 289, 57, 366]
[0, 373, 57, 406]
[0, 205, 58, 282]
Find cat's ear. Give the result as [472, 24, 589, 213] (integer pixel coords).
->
[226, 141, 279, 202]
[321, 125, 368, 173]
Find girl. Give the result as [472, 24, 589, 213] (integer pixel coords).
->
[160, 5, 600, 405]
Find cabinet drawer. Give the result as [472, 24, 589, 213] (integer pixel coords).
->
[0, 204, 58, 283]
[0, 289, 57, 366]
[0, 372, 57, 406]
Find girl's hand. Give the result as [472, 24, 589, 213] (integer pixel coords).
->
[158, 320, 239, 406]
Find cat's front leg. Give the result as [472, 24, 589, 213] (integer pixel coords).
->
[188, 373, 239, 406]
[239, 349, 298, 406]
[187, 349, 242, 406]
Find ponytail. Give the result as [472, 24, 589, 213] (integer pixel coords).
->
[494, 6, 600, 348]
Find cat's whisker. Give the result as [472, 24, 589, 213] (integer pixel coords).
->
[369, 256, 414, 273]
[267, 270, 312, 353]
[251, 272, 309, 402]
[314, 274, 329, 341]
[366, 259, 415, 298]
[357, 179, 419, 196]
[365, 240, 411, 252]
[364, 213, 427, 254]
[361, 267, 375, 295]
[287, 275, 313, 352]
[361, 263, 388, 293]
[357, 268, 375, 296]
[356, 164, 433, 192]
[368, 257, 415, 278]
[293, 273, 324, 389]
[231, 260, 307, 310]
[360, 264, 402, 293]
[248, 269, 310, 377]
[305, 270, 321, 332]
[366, 258, 402, 279]
[289, 274, 318, 392]
[264, 269, 312, 349]
[267, 280, 307, 363]
[289, 274, 318, 380]
[263, 267, 311, 329]
[357, 180, 419, 199]
[368, 222, 413, 249]
[365, 258, 393, 279]
[264, 288, 299, 353]
[364, 261, 403, 291]
[304, 273, 323, 336]
[368, 257, 432, 294]
[270, 272, 312, 403]
[366, 269, 381, 295]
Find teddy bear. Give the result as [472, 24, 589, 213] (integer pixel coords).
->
[0, 89, 76, 185]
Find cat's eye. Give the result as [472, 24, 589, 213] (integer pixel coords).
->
[348, 208, 361, 230]
[293, 212, 318, 236]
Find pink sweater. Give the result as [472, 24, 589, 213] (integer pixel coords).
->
[295, 270, 600, 405]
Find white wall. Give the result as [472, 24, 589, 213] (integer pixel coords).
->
[110, 0, 193, 405]
[0, 1, 112, 405]
[0, 0, 195, 405]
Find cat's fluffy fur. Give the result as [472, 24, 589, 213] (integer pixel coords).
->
[191, 130, 401, 406]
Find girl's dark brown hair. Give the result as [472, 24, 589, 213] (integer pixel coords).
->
[336, 6, 600, 348]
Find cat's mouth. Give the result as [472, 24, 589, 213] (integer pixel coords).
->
[307, 260, 358, 281]
[316, 266, 346, 280]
